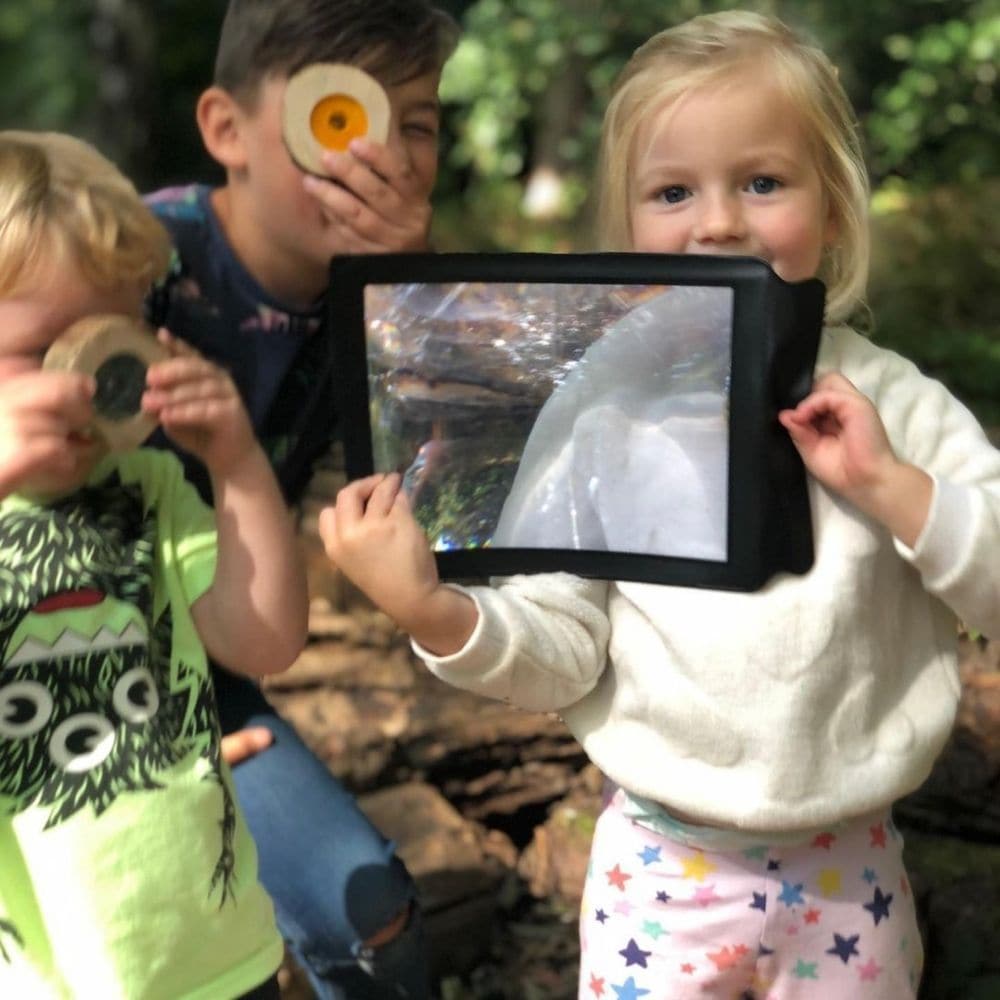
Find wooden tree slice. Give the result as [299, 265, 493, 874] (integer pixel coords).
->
[283, 63, 391, 175]
[43, 314, 168, 452]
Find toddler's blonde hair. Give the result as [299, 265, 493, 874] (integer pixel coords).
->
[597, 10, 869, 322]
[0, 131, 170, 299]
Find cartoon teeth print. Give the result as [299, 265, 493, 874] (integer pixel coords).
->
[1, 596, 154, 775]
[0, 472, 237, 968]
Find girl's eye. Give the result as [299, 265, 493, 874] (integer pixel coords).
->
[657, 185, 689, 205]
[748, 176, 780, 194]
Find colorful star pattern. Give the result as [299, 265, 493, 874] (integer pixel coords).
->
[863, 886, 893, 925]
[706, 944, 749, 971]
[611, 976, 650, 1000]
[858, 957, 883, 981]
[793, 959, 819, 979]
[638, 845, 662, 866]
[606, 864, 632, 891]
[582, 807, 913, 997]
[692, 884, 721, 906]
[619, 938, 651, 968]
[641, 919, 668, 940]
[827, 932, 861, 964]
[817, 869, 842, 897]
[778, 880, 805, 907]
[680, 851, 717, 882]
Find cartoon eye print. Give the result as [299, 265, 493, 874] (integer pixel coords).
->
[49, 713, 116, 773]
[0, 680, 54, 738]
[113, 666, 160, 724]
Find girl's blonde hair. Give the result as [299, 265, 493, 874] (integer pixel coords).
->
[0, 131, 171, 298]
[597, 10, 869, 322]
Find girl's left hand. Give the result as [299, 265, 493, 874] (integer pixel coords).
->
[778, 372, 898, 505]
[779, 372, 932, 545]
[142, 329, 256, 475]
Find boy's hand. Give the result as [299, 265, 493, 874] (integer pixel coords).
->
[303, 138, 432, 253]
[221, 726, 274, 766]
[779, 372, 932, 546]
[0, 370, 96, 495]
[142, 329, 257, 477]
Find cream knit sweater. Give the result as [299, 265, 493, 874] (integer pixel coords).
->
[417, 327, 1000, 832]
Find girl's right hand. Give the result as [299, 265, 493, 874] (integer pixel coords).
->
[319, 473, 439, 624]
[319, 474, 479, 655]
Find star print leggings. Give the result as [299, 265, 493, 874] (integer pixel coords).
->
[579, 788, 923, 999]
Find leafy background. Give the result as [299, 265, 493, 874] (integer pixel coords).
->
[1, 0, 997, 424]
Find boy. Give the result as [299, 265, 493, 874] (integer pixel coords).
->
[0, 131, 308, 998]
[145, 1, 459, 996]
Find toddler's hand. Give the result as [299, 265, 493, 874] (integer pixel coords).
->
[778, 372, 894, 498]
[142, 329, 256, 476]
[319, 473, 441, 629]
[779, 372, 932, 544]
[0, 370, 96, 495]
[303, 138, 432, 254]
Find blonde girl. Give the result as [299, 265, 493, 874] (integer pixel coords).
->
[320, 11, 1000, 999]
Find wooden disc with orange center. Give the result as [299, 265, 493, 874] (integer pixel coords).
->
[283, 63, 391, 176]
[43, 314, 168, 452]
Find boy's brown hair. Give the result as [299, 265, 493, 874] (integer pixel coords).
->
[214, 0, 460, 106]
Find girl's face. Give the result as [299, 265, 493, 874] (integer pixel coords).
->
[628, 70, 836, 284]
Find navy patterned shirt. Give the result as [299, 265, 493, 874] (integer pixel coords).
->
[145, 184, 337, 504]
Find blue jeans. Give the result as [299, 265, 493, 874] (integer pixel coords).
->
[214, 665, 430, 1000]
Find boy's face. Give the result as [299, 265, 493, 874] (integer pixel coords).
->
[628, 70, 835, 285]
[234, 68, 442, 285]
[0, 256, 144, 495]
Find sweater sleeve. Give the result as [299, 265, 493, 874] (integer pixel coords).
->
[414, 572, 611, 712]
[824, 329, 1000, 638]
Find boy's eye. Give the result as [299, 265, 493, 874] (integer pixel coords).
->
[747, 176, 780, 194]
[657, 185, 689, 205]
[402, 121, 439, 139]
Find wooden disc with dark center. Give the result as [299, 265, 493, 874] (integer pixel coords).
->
[43, 314, 168, 452]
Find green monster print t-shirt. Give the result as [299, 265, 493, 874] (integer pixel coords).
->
[0, 450, 282, 999]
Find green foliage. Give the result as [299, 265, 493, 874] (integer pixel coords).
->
[0, 1, 93, 131]
[868, 178, 1000, 427]
[866, 1, 999, 183]
[0, 0, 996, 420]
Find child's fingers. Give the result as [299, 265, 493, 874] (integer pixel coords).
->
[334, 474, 389, 524]
[146, 352, 223, 387]
[155, 327, 200, 358]
[365, 471, 403, 517]
[154, 398, 245, 437]
[3, 371, 96, 429]
[220, 727, 273, 766]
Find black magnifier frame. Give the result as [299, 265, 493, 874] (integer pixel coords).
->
[328, 252, 824, 592]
